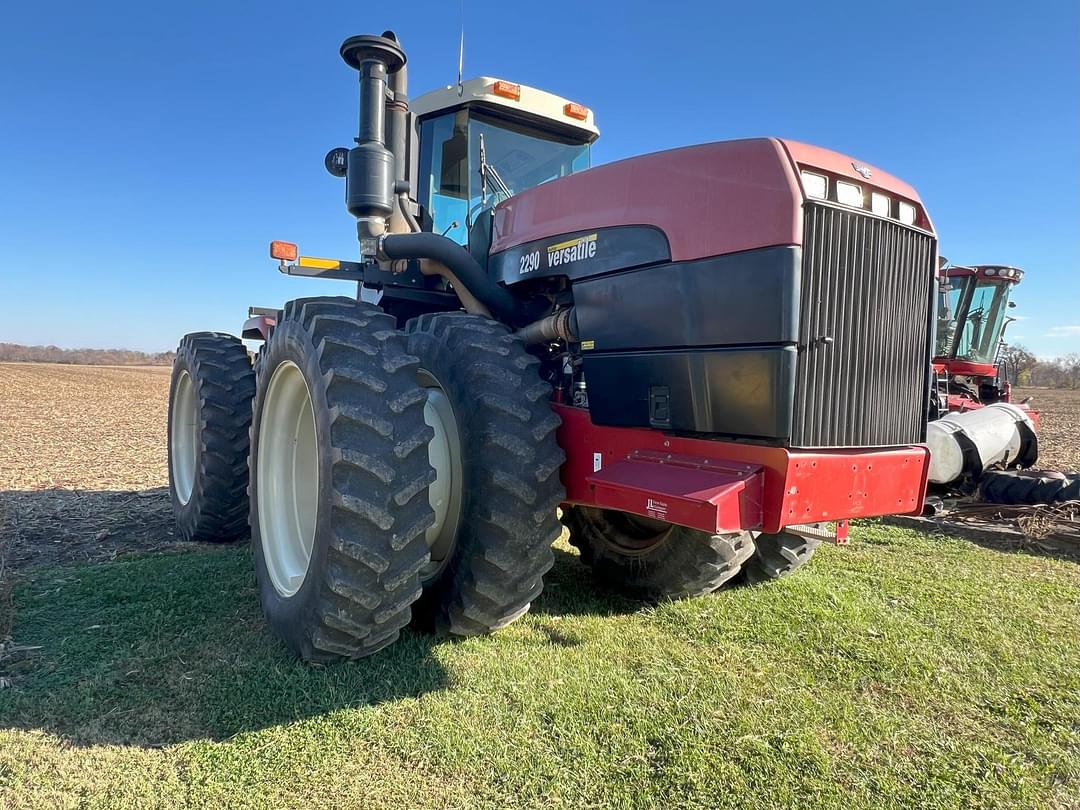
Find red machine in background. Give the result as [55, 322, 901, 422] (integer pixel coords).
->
[933, 263, 1026, 414]
[926, 263, 1038, 486]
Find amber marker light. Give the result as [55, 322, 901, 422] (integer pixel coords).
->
[564, 102, 589, 120]
[270, 241, 298, 262]
[491, 80, 521, 100]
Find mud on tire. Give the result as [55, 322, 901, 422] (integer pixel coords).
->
[562, 506, 756, 600]
[250, 297, 435, 662]
[405, 313, 565, 635]
[168, 332, 255, 542]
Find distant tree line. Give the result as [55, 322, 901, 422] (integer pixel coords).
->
[0, 343, 175, 366]
[1000, 344, 1080, 389]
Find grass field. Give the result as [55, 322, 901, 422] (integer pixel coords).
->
[2, 363, 1080, 808]
[1015, 387, 1080, 471]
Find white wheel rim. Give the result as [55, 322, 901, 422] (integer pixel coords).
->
[420, 370, 463, 581]
[257, 361, 320, 597]
[170, 369, 197, 506]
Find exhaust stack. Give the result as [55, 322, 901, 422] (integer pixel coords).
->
[339, 33, 408, 257]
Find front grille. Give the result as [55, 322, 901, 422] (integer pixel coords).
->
[792, 203, 936, 448]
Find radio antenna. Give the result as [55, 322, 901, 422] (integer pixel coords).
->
[456, 0, 465, 95]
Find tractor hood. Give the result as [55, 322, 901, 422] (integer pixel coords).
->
[489, 137, 932, 263]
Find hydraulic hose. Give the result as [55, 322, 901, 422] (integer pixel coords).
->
[379, 232, 530, 325]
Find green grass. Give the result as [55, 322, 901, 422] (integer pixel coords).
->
[2, 525, 1079, 809]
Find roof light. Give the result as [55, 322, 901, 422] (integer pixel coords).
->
[836, 181, 863, 208]
[801, 171, 827, 200]
[898, 202, 917, 226]
[985, 267, 998, 276]
[563, 102, 589, 121]
[871, 192, 891, 217]
[270, 240, 298, 262]
[491, 80, 521, 101]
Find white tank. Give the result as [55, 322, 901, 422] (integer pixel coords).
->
[926, 403, 1038, 485]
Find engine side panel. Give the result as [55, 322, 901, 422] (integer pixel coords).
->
[572, 246, 800, 348]
[572, 245, 801, 439]
[584, 347, 797, 440]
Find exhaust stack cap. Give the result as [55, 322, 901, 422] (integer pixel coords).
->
[340, 34, 406, 73]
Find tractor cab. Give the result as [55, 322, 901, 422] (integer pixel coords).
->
[409, 78, 598, 253]
[933, 264, 1023, 408]
[935, 265, 1022, 370]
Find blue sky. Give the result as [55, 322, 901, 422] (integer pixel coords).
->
[1, 0, 1076, 357]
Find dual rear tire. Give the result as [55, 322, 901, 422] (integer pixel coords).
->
[171, 301, 564, 661]
[404, 313, 565, 635]
[168, 333, 255, 542]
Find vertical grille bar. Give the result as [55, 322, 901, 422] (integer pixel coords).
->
[793, 203, 935, 448]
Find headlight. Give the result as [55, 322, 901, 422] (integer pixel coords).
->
[871, 192, 891, 217]
[801, 171, 827, 200]
[898, 201, 917, 225]
[836, 181, 863, 208]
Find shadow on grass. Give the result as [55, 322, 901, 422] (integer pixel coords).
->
[0, 487, 193, 574]
[880, 515, 1080, 565]
[0, 545, 447, 748]
[0, 535, 642, 748]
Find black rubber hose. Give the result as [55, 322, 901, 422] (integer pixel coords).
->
[380, 232, 530, 325]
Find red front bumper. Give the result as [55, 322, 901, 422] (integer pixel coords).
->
[555, 404, 929, 535]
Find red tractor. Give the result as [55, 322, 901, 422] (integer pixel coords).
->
[933, 263, 1025, 414]
[167, 32, 938, 661]
[925, 263, 1039, 488]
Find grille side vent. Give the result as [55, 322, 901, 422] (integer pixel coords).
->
[793, 203, 936, 448]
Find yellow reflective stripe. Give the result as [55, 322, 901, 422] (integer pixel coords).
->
[546, 233, 596, 252]
[297, 256, 341, 270]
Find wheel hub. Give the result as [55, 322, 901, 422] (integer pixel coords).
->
[170, 369, 197, 505]
[257, 361, 320, 598]
[598, 510, 672, 556]
[419, 369, 463, 581]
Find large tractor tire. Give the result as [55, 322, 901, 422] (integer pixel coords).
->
[563, 507, 756, 600]
[249, 297, 435, 662]
[980, 469, 1080, 505]
[168, 332, 255, 542]
[404, 313, 565, 635]
[740, 530, 819, 585]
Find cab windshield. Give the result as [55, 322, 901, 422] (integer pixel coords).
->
[417, 109, 591, 245]
[936, 275, 1012, 365]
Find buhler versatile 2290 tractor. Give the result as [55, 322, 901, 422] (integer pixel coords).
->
[168, 32, 938, 661]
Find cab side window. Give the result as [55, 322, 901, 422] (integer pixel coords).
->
[417, 111, 470, 246]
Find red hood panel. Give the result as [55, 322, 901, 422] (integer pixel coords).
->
[490, 137, 930, 261]
[491, 137, 802, 261]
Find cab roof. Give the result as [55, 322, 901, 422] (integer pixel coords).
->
[410, 77, 599, 143]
